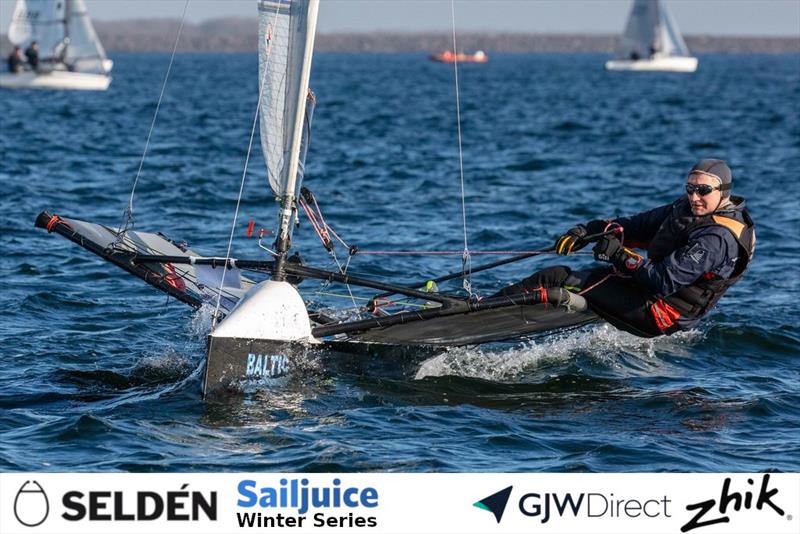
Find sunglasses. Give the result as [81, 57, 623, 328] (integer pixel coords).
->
[685, 183, 721, 196]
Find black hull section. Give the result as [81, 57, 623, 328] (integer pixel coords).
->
[204, 336, 296, 398]
[203, 336, 441, 398]
[203, 308, 598, 397]
[349, 304, 599, 345]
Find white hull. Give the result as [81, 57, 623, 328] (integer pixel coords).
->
[0, 70, 111, 90]
[605, 56, 698, 73]
[203, 280, 318, 396]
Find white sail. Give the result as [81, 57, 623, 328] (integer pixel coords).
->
[616, 0, 691, 60]
[7, 0, 65, 60]
[8, 0, 32, 45]
[659, 4, 690, 57]
[257, 0, 319, 199]
[64, 0, 111, 73]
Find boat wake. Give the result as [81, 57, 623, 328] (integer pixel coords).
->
[414, 324, 703, 381]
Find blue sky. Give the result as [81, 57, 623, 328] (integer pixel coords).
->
[1, 0, 799, 36]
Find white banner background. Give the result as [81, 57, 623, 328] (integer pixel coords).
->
[0, 473, 797, 534]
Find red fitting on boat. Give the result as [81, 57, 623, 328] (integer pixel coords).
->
[539, 287, 548, 306]
[163, 263, 186, 291]
[45, 215, 62, 233]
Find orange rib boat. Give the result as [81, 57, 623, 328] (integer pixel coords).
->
[430, 50, 488, 63]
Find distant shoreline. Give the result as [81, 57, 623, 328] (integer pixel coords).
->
[2, 18, 798, 55]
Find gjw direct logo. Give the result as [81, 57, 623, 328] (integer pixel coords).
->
[473, 486, 513, 523]
[474, 484, 671, 525]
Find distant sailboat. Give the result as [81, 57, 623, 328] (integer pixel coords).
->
[1, 0, 112, 90]
[605, 0, 697, 73]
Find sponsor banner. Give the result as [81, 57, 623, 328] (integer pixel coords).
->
[0, 473, 797, 534]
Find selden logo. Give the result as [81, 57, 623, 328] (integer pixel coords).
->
[14, 481, 50, 527]
[62, 484, 217, 521]
[473, 486, 513, 523]
[682, 474, 788, 533]
[237, 478, 378, 528]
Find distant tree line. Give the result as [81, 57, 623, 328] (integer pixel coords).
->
[2, 18, 798, 55]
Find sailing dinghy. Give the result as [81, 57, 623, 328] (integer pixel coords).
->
[605, 0, 698, 73]
[1, 0, 112, 90]
[36, 0, 598, 397]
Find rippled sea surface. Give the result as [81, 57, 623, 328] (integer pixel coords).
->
[1, 53, 799, 472]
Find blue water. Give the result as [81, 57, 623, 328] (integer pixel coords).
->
[1, 53, 799, 472]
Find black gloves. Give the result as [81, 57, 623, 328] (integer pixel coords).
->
[554, 225, 588, 255]
[554, 219, 610, 255]
[593, 234, 643, 272]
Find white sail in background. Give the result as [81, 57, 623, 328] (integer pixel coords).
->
[6, 0, 110, 74]
[257, 0, 319, 199]
[8, 0, 65, 59]
[658, 4, 690, 57]
[65, 0, 111, 73]
[8, 0, 32, 44]
[617, 0, 691, 60]
[607, 0, 696, 72]
[618, 0, 659, 60]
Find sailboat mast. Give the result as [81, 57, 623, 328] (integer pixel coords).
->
[272, 0, 319, 280]
[64, 0, 70, 49]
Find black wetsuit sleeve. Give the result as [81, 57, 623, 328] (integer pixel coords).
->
[614, 203, 673, 245]
[630, 226, 738, 298]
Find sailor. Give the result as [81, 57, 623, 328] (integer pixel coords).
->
[496, 159, 756, 337]
[7, 46, 25, 74]
[25, 41, 39, 71]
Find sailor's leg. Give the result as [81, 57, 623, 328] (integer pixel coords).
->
[576, 269, 665, 338]
[490, 265, 572, 298]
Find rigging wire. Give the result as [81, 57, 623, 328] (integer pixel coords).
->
[448, 0, 473, 297]
[298, 190, 359, 309]
[328, 248, 359, 310]
[352, 249, 592, 256]
[211, 0, 283, 325]
[119, 0, 190, 235]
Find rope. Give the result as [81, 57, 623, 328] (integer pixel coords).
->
[577, 221, 626, 295]
[449, 0, 472, 296]
[296, 190, 359, 308]
[310, 193, 352, 250]
[212, 0, 283, 325]
[299, 197, 331, 250]
[329, 246, 359, 310]
[353, 249, 593, 256]
[119, 0, 190, 235]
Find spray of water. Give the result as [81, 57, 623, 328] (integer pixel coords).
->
[415, 324, 702, 381]
[190, 303, 218, 338]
